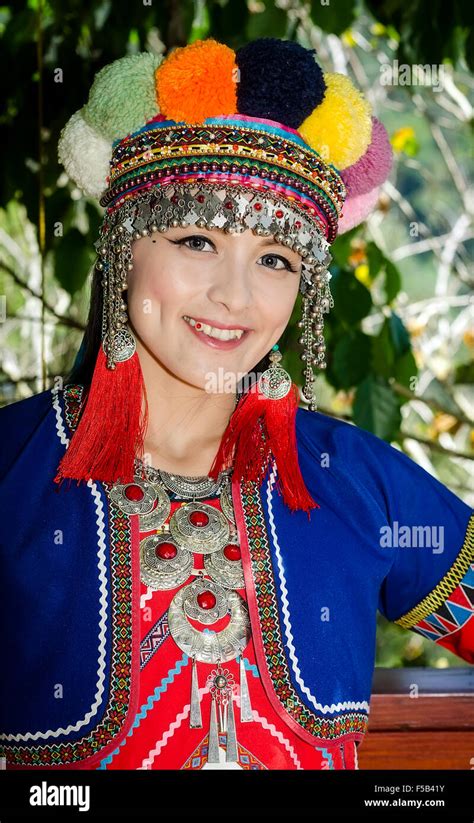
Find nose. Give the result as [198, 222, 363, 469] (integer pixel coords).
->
[206, 245, 253, 314]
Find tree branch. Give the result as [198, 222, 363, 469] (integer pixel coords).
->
[0, 261, 85, 331]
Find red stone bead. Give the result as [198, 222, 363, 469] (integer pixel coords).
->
[197, 590, 216, 610]
[253, 203, 262, 211]
[224, 544, 241, 561]
[276, 209, 284, 218]
[155, 542, 177, 560]
[189, 510, 209, 527]
[124, 484, 144, 501]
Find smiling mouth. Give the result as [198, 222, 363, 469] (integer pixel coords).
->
[183, 315, 247, 341]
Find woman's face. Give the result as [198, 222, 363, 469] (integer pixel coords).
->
[126, 223, 302, 392]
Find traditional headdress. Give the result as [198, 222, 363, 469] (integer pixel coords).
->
[54, 38, 392, 514]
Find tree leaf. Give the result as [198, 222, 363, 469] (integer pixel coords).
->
[54, 228, 96, 295]
[353, 375, 402, 438]
[331, 268, 373, 325]
[332, 331, 372, 389]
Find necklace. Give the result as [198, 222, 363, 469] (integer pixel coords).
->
[109, 456, 253, 763]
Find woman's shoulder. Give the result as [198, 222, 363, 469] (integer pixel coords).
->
[0, 383, 85, 481]
[296, 404, 388, 459]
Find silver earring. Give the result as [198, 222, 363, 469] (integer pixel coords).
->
[298, 261, 332, 412]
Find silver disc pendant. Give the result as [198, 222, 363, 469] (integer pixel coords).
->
[204, 536, 245, 590]
[109, 479, 157, 515]
[159, 469, 224, 499]
[138, 484, 171, 531]
[140, 534, 193, 590]
[107, 327, 136, 363]
[258, 363, 292, 400]
[219, 479, 236, 525]
[168, 587, 250, 664]
[169, 502, 230, 554]
[182, 578, 228, 625]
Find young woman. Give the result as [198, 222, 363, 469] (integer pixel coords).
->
[1, 37, 472, 772]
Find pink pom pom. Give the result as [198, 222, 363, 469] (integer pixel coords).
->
[341, 117, 392, 198]
[337, 187, 380, 234]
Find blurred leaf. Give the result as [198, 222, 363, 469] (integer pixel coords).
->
[54, 228, 95, 295]
[189, 0, 211, 42]
[353, 375, 402, 438]
[310, 0, 358, 36]
[332, 330, 372, 388]
[384, 260, 401, 303]
[372, 319, 395, 378]
[246, 0, 288, 39]
[389, 312, 411, 357]
[329, 227, 360, 268]
[393, 349, 418, 389]
[331, 268, 373, 325]
[366, 241, 384, 279]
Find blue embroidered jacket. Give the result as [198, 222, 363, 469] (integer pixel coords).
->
[0, 385, 472, 769]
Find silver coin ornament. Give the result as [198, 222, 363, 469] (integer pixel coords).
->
[140, 533, 193, 590]
[204, 534, 245, 590]
[109, 479, 157, 515]
[182, 578, 228, 625]
[169, 501, 230, 554]
[107, 327, 136, 363]
[138, 484, 171, 531]
[168, 586, 250, 664]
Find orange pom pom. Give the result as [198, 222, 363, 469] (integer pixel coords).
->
[155, 39, 238, 124]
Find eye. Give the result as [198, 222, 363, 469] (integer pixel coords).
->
[259, 253, 299, 273]
[170, 234, 215, 252]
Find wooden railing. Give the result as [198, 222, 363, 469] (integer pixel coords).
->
[358, 668, 474, 769]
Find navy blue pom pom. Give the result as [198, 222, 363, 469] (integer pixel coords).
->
[235, 38, 326, 129]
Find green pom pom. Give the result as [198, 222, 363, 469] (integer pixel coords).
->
[83, 52, 163, 142]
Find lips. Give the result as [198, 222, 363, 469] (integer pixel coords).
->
[183, 316, 250, 350]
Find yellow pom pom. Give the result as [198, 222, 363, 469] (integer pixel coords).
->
[155, 38, 237, 124]
[299, 73, 372, 170]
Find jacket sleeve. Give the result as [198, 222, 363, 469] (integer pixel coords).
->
[352, 426, 474, 663]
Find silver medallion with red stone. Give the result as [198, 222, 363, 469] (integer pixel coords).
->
[204, 532, 244, 590]
[169, 501, 230, 554]
[138, 484, 171, 531]
[168, 583, 250, 663]
[109, 479, 158, 515]
[182, 578, 228, 625]
[140, 533, 193, 590]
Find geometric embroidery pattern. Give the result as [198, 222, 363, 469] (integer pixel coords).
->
[395, 512, 474, 630]
[181, 734, 266, 770]
[239, 479, 369, 740]
[408, 562, 474, 641]
[140, 611, 170, 669]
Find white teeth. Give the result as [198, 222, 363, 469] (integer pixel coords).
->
[183, 316, 245, 341]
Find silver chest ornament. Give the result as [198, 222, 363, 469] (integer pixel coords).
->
[110, 460, 254, 763]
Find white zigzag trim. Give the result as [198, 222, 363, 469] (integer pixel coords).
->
[1, 389, 110, 742]
[139, 689, 301, 770]
[265, 461, 370, 715]
[139, 683, 212, 769]
[140, 587, 153, 610]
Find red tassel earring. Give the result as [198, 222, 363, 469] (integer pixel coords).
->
[54, 232, 149, 487]
[209, 345, 318, 517]
[54, 328, 148, 486]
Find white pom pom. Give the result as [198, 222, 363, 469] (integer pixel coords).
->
[58, 108, 111, 199]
